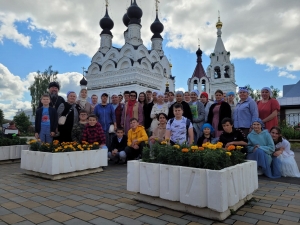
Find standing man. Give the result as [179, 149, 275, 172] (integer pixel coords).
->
[111, 93, 124, 128]
[168, 91, 176, 108]
[38, 82, 65, 110]
[144, 91, 158, 135]
[90, 94, 98, 112]
[146, 90, 153, 103]
[123, 91, 130, 103]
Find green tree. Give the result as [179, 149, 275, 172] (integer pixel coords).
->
[270, 85, 280, 99]
[29, 66, 58, 115]
[13, 112, 31, 134]
[0, 109, 4, 127]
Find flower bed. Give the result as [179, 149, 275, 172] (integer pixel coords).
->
[0, 137, 28, 161]
[127, 142, 258, 220]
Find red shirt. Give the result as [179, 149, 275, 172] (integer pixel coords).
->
[82, 122, 106, 144]
[257, 98, 280, 131]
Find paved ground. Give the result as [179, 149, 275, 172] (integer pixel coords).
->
[0, 157, 300, 225]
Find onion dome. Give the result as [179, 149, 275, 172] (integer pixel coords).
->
[216, 14, 223, 29]
[80, 77, 88, 86]
[99, 6, 114, 35]
[196, 47, 202, 57]
[122, 13, 130, 27]
[150, 12, 164, 39]
[127, 0, 143, 25]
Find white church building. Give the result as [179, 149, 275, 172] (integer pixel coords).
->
[85, 0, 175, 97]
[188, 16, 237, 100]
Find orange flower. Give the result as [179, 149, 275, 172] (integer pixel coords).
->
[181, 148, 189, 153]
[227, 145, 236, 151]
[198, 147, 204, 151]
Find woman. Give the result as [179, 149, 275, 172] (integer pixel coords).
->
[257, 87, 280, 131]
[150, 92, 169, 132]
[247, 118, 281, 178]
[270, 127, 300, 177]
[233, 87, 258, 136]
[121, 91, 143, 134]
[219, 117, 247, 153]
[57, 91, 80, 142]
[184, 92, 191, 103]
[77, 89, 93, 114]
[189, 90, 205, 141]
[149, 113, 167, 144]
[200, 92, 212, 122]
[138, 92, 148, 127]
[226, 91, 236, 118]
[207, 90, 231, 138]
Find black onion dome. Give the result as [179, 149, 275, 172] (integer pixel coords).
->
[150, 12, 164, 39]
[196, 47, 202, 57]
[122, 13, 130, 27]
[99, 7, 114, 35]
[127, 0, 143, 25]
[80, 77, 88, 86]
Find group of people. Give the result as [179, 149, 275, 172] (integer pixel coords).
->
[34, 81, 300, 178]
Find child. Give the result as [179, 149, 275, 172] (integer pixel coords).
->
[165, 103, 193, 145]
[108, 128, 128, 163]
[82, 114, 106, 147]
[71, 110, 88, 142]
[197, 123, 215, 146]
[35, 94, 58, 143]
[125, 118, 148, 160]
[270, 126, 300, 177]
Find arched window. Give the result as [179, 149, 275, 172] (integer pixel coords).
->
[224, 66, 230, 78]
[201, 80, 206, 92]
[214, 66, 221, 79]
[193, 80, 198, 90]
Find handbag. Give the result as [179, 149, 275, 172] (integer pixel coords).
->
[58, 106, 74, 125]
[109, 124, 115, 133]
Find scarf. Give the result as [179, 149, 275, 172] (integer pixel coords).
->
[79, 99, 87, 108]
[127, 100, 136, 118]
[214, 99, 224, 105]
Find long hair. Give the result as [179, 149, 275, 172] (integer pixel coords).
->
[270, 126, 283, 143]
[138, 92, 148, 105]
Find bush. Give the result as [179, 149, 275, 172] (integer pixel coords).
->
[0, 137, 27, 146]
[279, 121, 300, 139]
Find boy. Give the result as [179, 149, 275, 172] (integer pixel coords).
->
[165, 103, 194, 145]
[108, 128, 128, 163]
[35, 93, 58, 143]
[82, 114, 106, 147]
[71, 110, 88, 142]
[125, 118, 148, 160]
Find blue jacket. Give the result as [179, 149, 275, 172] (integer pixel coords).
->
[35, 107, 58, 133]
[94, 104, 116, 133]
[233, 97, 258, 128]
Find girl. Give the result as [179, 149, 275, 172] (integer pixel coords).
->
[149, 113, 167, 144]
[197, 123, 216, 146]
[270, 127, 300, 177]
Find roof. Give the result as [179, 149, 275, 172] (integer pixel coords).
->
[277, 97, 300, 106]
[214, 36, 226, 53]
[191, 54, 207, 79]
[283, 80, 300, 97]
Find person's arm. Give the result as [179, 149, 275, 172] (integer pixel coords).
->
[258, 133, 275, 155]
[127, 131, 132, 146]
[249, 100, 259, 123]
[57, 103, 65, 117]
[121, 104, 126, 127]
[188, 127, 194, 145]
[247, 134, 255, 153]
[137, 128, 148, 142]
[207, 104, 214, 125]
[193, 102, 205, 123]
[262, 110, 278, 123]
[165, 130, 171, 142]
[262, 99, 280, 123]
[99, 125, 106, 147]
[110, 105, 117, 129]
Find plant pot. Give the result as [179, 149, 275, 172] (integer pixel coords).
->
[159, 164, 180, 201]
[0, 146, 10, 160]
[127, 160, 140, 193]
[139, 162, 160, 196]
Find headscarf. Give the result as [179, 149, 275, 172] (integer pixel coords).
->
[201, 123, 215, 133]
[67, 91, 76, 97]
[152, 90, 159, 96]
[261, 87, 273, 97]
[251, 118, 265, 130]
[191, 90, 200, 96]
[156, 92, 164, 98]
[238, 87, 249, 93]
[200, 92, 208, 99]
[226, 91, 235, 97]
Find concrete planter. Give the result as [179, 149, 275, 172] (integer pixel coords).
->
[0, 145, 29, 161]
[21, 149, 108, 179]
[127, 160, 258, 221]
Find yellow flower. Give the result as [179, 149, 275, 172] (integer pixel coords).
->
[87, 148, 90, 150]
[161, 141, 167, 145]
[165, 138, 170, 142]
[173, 145, 180, 149]
[191, 146, 198, 150]
[210, 145, 217, 150]
[236, 146, 243, 150]
[226, 152, 232, 156]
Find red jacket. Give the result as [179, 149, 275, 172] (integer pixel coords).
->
[115, 103, 124, 128]
[82, 122, 106, 144]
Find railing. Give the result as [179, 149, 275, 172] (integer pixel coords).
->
[278, 113, 300, 127]
[278, 113, 300, 140]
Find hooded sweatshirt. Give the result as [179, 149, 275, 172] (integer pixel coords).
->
[127, 125, 148, 146]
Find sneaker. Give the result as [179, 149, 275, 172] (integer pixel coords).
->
[257, 167, 263, 175]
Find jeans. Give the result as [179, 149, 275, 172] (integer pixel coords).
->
[40, 125, 52, 143]
[108, 151, 126, 162]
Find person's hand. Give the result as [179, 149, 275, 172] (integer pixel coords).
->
[112, 149, 118, 156]
[114, 125, 117, 131]
[225, 142, 233, 148]
[35, 133, 39, 139]
[253, 145, 259, 152]
[273, 151, 282, 157]
[133, 144, 139, 149]
[50, 132, 55, 137]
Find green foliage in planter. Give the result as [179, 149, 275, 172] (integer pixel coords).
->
[0, 137, 27, 146]
[142, 141, 246, 170]
[279, 121, 300, 139]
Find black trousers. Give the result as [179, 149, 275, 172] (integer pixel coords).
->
[125, 142, 145, 160]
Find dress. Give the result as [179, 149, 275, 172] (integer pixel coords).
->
[276, 139, 300, 177]
[212, 105, 222, 138]
[257, 99, 280, 131]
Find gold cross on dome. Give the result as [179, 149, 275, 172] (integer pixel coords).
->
[82, 67, 86, 76]
[155, 0, 160, 11]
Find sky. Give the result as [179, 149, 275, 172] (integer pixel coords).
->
[0, 0, 300, 119]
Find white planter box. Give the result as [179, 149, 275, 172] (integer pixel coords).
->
[127, 160, 140, 193]
[0, 146, 10, 160]
[21, 149, 108, 176]
[139, 162, 160, 197]
[0, 145, 28, 161]
[160, 164, 180, 201]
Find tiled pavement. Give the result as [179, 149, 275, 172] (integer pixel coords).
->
[0, 162, 300, 225]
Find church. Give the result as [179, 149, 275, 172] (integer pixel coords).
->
[85, 0, 175, 97]
[187, 15, 237, 100]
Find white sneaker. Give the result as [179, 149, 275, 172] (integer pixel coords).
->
[257, 167, 263, 175]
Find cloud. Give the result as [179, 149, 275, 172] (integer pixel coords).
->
[278, 70, 297, 79]
[175, 87, 186, 92]
[0, 0, 299, 71]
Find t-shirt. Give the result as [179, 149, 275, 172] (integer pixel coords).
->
[41, 107, 50, 126]
[166, 116, 193, 144]
[257, 99, 280, 131]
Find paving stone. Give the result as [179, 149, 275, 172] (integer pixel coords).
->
[115, 202, 139, 210]
[283, 210, 300, 219]
[75, 204, 99, 213]
[80, 199, 101, 206]
[101, 193, 121, 199]
[41, 200, 62, 208]
[83, 194, 103, 200]
[55, 205, 79, 214]
[70, 210, 98, 221]
[47, 211, 74, 222]
[47, 195, 67, 202]
[29, 196, 48, 202]
[1, 201, 21, 209]
[11, 207, 35, 216]
[99, 198, 120, 205]
[264, 212, 299, 222]
[243, 212, 279, 223]
[271, 204, 300, 213]
[223, 218, 236, 224]
[63, 218, 92, 225]
[60, 199, 82, 207]
[181, 214, 214, 225]
[0, 213, 25, 224]
[32, 205, 57, 215]
[39, 220, 63, 225]
[23, 212, 50, 224]
[66, 195, 86, 201]
[10, 196, 28, 203]
[136, 203, 160, 211]
[12, 221, 35, 225]
[90, 217, 120, 225]
[92, 209, 119, 219]
[136, 215, 168, 225]
[115, 208, 142, 219]
[256, 221, 279, 225]
[157, 208, 184, 217]
[0, 197, 10, 204]
[19, 200, 41, 208]
[278, 219, 300, 225]
[113, 216, 143, 225]
[96, 203, 120, 212]
[159, 214, 189, 225]
[135, 208, 163, 218]
[230, 215, 258, 224]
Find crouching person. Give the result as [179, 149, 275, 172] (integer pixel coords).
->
[82, 114, 106, 148]
[108, 127, 128, 163]
[125, 118, 148, 160]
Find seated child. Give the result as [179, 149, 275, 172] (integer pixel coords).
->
[108, 128, 128, 163]
[82, 114, 106, 147]
[149, 113, 167, 145]
[71, 110, 88, 142]
[271, 126, 300, 178]
[125, 118, 148, 160]
[197, 123, 215, 146]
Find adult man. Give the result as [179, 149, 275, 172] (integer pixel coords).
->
[144, 91, 157, 134]
[123, 91, 130, 103]
[168, 91, 176, 108]
[164, 93, 169, 103]
[38, 82, 65, 110]
[111, 93, 124, 128]
[90, 94, 98, 112]
[168, 91, 193, 122]
[146, 90, 153, 103]
[118, 94, 123, 103]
